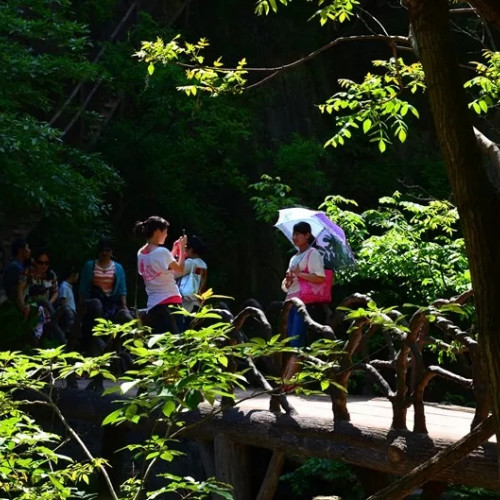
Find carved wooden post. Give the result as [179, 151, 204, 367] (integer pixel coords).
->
[214, 434, 251, 500]
[256, 451, 285, 500]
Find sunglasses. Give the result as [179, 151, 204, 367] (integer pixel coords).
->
[36, 260, 50, 265]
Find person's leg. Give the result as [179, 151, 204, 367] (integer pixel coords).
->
[146, 305, 180, 334]
[287, 306, 306, 349]
[282, 306, 306, 389]
[53, 304, 75, 334]
[114, 307, 134, 324]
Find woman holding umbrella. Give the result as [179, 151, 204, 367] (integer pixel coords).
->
[281, 221, 331, 389]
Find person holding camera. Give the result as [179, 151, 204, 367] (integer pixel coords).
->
[134, 215, 187, 334]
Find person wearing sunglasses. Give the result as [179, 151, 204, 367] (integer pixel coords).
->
[17, 247, 63, 346]
[18, 248, 59, 313]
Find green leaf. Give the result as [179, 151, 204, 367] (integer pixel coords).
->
[120, 380, 139, 394]
[162, 400, 176, 417]
[148, 63, 155, 75]
[102, 409, 124, 426]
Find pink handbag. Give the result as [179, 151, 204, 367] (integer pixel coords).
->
[296, 251, 333, 304]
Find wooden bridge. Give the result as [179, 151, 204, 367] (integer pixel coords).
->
[20, 289, 500, 499]
[52, 381, 498, 500]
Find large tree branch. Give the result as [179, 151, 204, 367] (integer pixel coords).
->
[176, 34, 409, 91]
[474, 127, 500, 192]
[367, 415, 495, 500]
[468, 0, 500, 33]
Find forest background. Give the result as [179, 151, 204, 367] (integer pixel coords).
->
[0, 0, 482, 310]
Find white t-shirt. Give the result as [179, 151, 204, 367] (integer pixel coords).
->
[178, 257, 208, 312]
[284, 247, 325, 297]
[137, 246, 181, 310]
[178, 257, 207, 295]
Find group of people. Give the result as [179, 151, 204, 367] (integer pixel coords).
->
[0, 221, 208, 353]
[0, 216, 330, 393]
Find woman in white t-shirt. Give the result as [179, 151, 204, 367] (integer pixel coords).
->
[134, 215, 187, 333]
[281, 221, 330, 390]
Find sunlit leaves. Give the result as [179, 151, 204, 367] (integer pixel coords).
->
[135, 36, 248, 96]
[255, 0, 360, 25]
[320, 192, 470, 303]
[255, 0, 291, 16]
[319, 59, 422, 152]
[465, 50, 500, 115]
[321, 50, 500, 152]
[312, 0, 361, 26]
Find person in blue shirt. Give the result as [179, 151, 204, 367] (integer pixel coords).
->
[0, 239, 38, 350]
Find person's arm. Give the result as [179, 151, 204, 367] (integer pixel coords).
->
[78, 261, 92, 301]
[119, 295, 127, 309]
[282, 269, 294, 292]
[295, 272, 325, 284]
[113, 263, 128, 309]
[199, 268, 207, 293]
[48, 271, 59, 305]
[17, 278, 29, 315]
[169, 235, 187, 274]
[295, 250, 326, 284]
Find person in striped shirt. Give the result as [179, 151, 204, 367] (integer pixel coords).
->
[77, 237, 132, 355]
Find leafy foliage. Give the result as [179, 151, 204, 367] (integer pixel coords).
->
[135, 36, 248, 96]
[321, 192, 470, 304]
[1, 292, 338, 499]
[255, 0, 360, 25]
[319, 58, 422, 152]
[280, 458, 362, 498]
[0, 0, 121, 255]
[465, 50, 500, 115]
[250, 174, 299, 223]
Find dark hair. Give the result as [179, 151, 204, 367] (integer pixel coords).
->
[11, 238, 28, 257]
[293, 221, 314, 245]
[186, 234, 206, 256]
[97, 237, 113, 252]
[134, 216, 169, 239]
[33, 246, 50, 262]
[59, 265, 79, 282]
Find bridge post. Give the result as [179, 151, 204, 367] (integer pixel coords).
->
[214, 434, 251, 500]
[256, 450, 285, 500]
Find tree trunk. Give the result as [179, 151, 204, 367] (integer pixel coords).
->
[407, 0, 500, 473]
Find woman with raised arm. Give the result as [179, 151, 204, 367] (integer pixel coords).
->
[134, 215, 187, 334]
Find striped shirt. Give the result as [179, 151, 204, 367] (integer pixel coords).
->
[92, 261, 116, 296]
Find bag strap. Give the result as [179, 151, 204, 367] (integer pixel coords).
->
[304, 247, 313, 273]
[179, 261, 196, 294]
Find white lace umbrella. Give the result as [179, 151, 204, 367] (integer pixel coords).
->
[274, 207, 355, 270]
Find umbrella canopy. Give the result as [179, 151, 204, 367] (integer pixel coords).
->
[274, 207, 355, 271]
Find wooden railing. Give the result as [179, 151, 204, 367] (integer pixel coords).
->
[19, 289, 498, 499]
